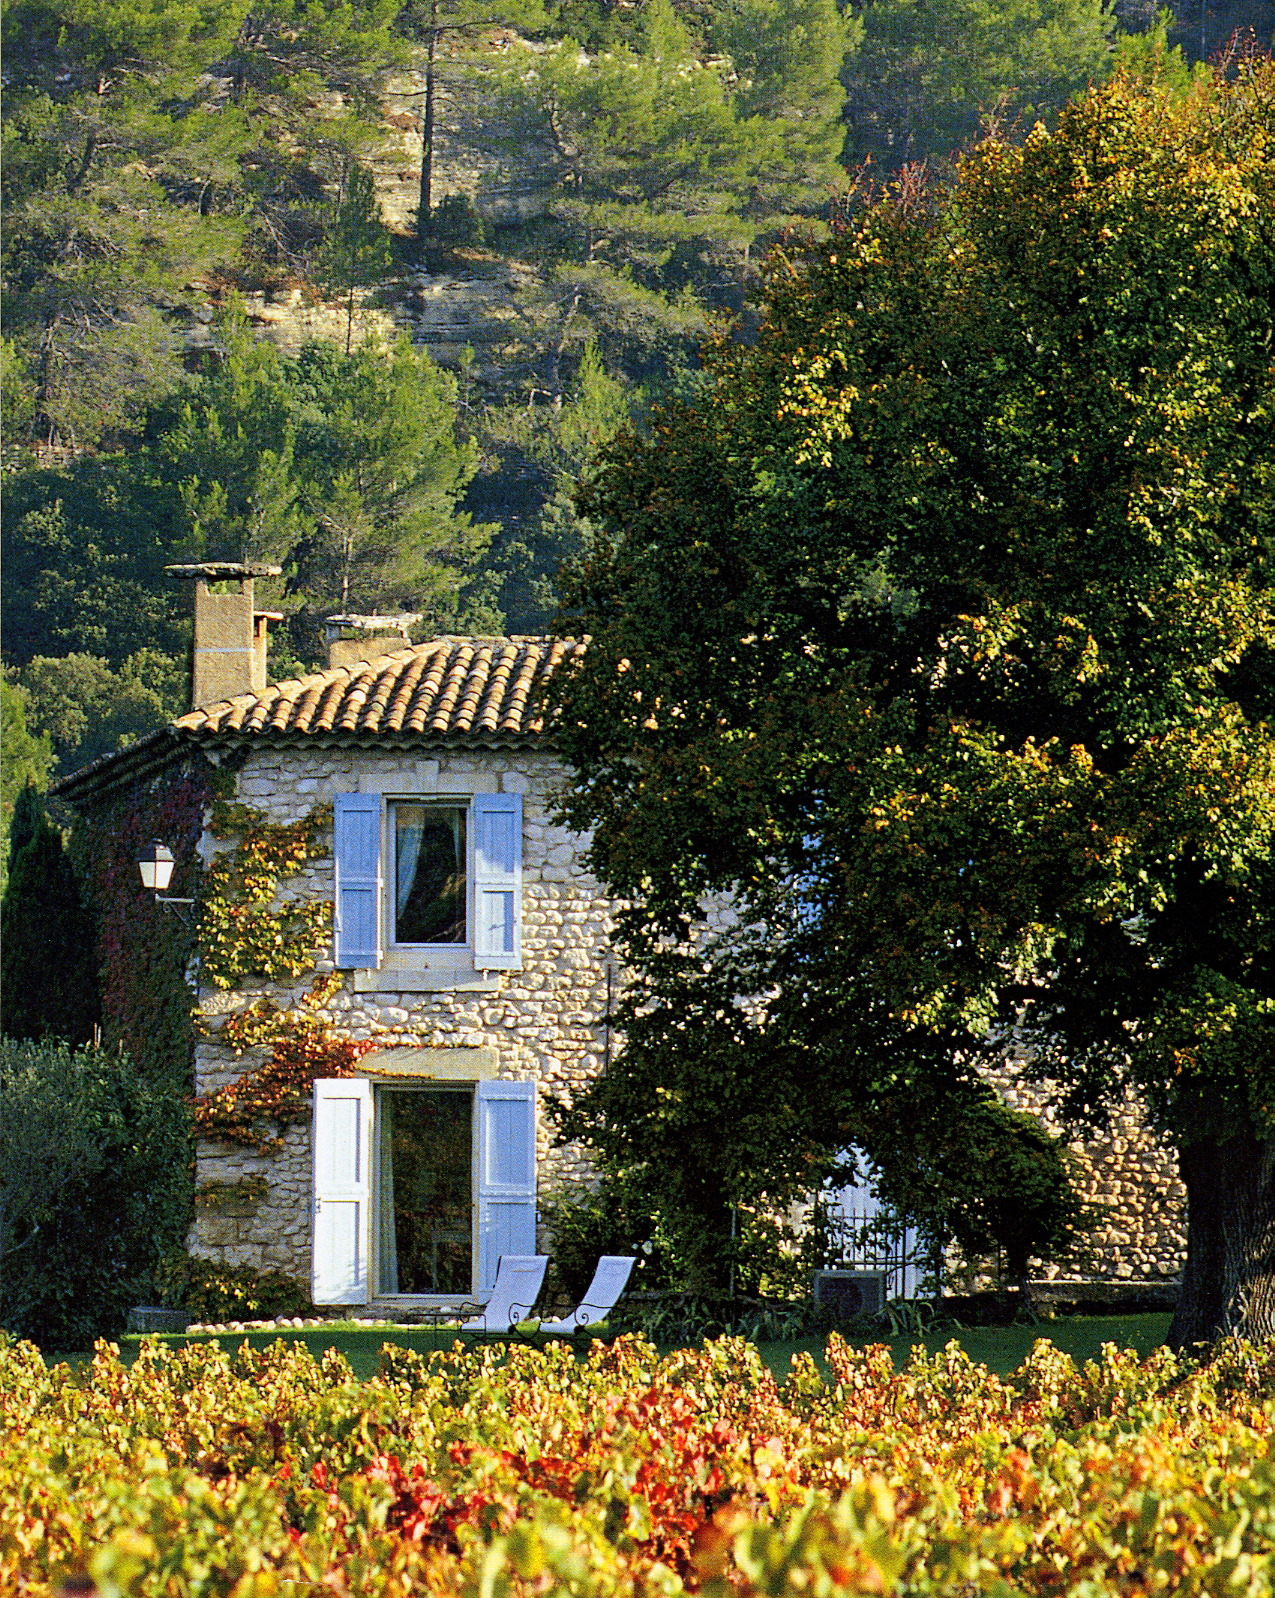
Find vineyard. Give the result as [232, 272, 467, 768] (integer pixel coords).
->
[5, 1332, 1274, 1596]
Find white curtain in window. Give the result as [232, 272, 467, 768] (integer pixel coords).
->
[378, 1098, 398, 1294]
[395, 808, 425, 920]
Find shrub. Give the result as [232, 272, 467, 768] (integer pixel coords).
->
[430, 192, 489, 249]
[537, 1180, 662, 1302]
[0, 1038, 190, 1349]
[155, 1252, 312, 1322]
[0, 789, 98, 1044]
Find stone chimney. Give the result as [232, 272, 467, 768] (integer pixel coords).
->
[325, 613, 421, 670]
[166, 562, 284, 709]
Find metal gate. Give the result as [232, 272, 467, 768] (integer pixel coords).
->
[822, 1172, 925, 1301]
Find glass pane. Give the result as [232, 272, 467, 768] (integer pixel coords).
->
[394, 804, 466, 944]
[380, 1089, 473, 1295]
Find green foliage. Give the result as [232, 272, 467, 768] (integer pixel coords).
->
[0, 0, 409, 450]
[285, 335, 500, 624]
[316, 161, 395, 353]
[487, 340, 637, 628]
[73, 760, 212, 1089]
[0, 453, 190, 668]
[537, 1181, 659, 1301]
[18, 650, 185, 775]
[156, 306, 305, 565]
[710, 0, 862, 213]
[855, 1090, 1095, 1288]
[5, 781, 47, 872]
[554, 952, 844, 1295]
[396, 0, 548, 244]
[842, 0, 1118, 170]
[0, 790, 99, 1045]
[555, 62, 1275, 1341]
[155, 1252, 313, 1321]
[1, 0, 250, 446]
[0, 336, 33, 443]
[0, 1038, 191, 1349]
[148, 312, 499, 640]
[197, 802, 333, 990]
[430, 191, 490, 249]
[0, 690, 53, 886]
[500, 0, 855, 396]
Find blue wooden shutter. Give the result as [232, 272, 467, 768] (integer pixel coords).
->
[311, 1078, 372, 1305]
[472, 793, 522, 970]
[475, 1078, 537, 1290]
[334, 792, 382, 968]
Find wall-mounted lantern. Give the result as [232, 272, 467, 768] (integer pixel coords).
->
[136, 842, 195, 920]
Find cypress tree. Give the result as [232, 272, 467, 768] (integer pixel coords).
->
[0, 795, 99, 1045]
[7, 779, 44, 870]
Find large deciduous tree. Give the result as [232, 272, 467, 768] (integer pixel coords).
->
[552, 60, 1275, 1343]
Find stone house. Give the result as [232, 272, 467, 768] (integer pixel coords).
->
[55, 565, 1187, 1313]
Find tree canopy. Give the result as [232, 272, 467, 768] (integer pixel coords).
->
[500, 0, 857, 397]
[842, 0, 1118, 169]
[553, 59, 1275, 1342]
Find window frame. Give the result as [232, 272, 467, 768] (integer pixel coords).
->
[385, 796, 472, 956]
[373, 1079, 477, 1302]
[333, 787, 523, 977]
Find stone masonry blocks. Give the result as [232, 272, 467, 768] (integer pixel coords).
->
[190, 743, 1186, 1291]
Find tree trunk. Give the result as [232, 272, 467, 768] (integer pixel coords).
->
[546, 287, 581, 404]
[35, 311, 62, 447]
[1168, 1127, 1275, 1349]
[415, 8, 439, 248]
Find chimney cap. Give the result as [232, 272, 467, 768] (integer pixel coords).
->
[324, 612, 421, 642]
[165, 562, 283, 581]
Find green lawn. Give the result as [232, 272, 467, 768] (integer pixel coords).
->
[96, 1313, 1174, 1382]
[755, 1313, 1174, 1381]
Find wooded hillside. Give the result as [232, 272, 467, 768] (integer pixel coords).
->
[1, 0, 1268, 832]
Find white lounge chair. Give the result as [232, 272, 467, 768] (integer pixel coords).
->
[460, 1255, 548, 1333]
[538, 1255, 636, 1334]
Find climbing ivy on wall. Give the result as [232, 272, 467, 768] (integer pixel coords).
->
[192, 976, 376, 1152]
[73, 756, 225, 1091]
[197, 801, 333, 990]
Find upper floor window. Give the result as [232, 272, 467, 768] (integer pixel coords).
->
[333, 790, 522, 972]
[393, 803, 466, 945]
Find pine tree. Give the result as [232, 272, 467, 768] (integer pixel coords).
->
[316, 163, 396, 354]
[394, 0, 547, 247]
[842, 0, 1118, 171]
[500, 0, 857, 395]
[1, 0, 251, 446]
[289, 337, 498, 622]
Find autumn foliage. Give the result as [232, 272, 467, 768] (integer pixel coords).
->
[5, 1331, 1273, 1595]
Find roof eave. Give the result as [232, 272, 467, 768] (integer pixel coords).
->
[50, 725, 191, 806]
[51, 724, 555, 807]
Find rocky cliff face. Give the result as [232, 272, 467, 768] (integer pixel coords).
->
[185, 38, 559, 395]
[376, 40, 558, 234]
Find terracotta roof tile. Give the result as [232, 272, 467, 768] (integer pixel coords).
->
[172, 636, 582, 744]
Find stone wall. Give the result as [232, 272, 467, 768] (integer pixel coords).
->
[187, 740, 1187, 1296]
[984, 1063, 1186, 1285]
[190, 743, 609, 1281]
